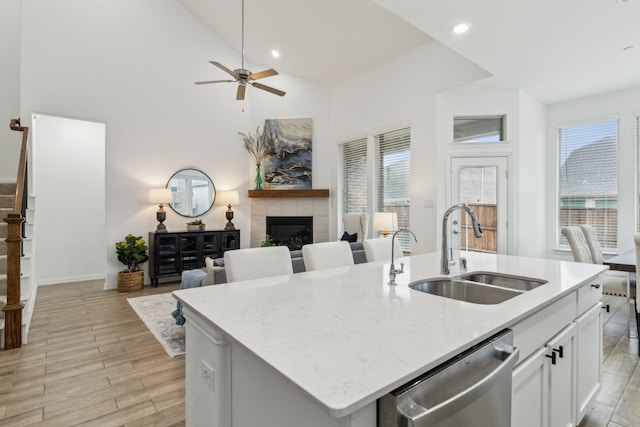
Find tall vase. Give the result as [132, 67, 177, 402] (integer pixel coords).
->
[255, 163, 263, 190]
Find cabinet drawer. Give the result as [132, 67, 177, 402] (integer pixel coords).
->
[512, 292, 576, 364]
[577, 277, 603, 314]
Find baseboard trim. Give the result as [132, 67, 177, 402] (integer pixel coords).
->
[38, 274, 106, 286]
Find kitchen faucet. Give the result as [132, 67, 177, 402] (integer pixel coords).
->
[388, 229, 418, 286]
[441, 204, 483, 275]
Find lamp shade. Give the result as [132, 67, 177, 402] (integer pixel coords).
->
[217, 190, 239, 206]
[372, 212, 398, 232]
[149, 188, 173, 204]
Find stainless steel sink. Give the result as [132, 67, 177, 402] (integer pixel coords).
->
[457, 271, 547, 291]
[408, 271, 547, 304]
[409, 279, 524, 304]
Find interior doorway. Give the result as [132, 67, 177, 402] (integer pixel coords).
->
[32, 114, 106, 285]
[450, 156, 509, 254]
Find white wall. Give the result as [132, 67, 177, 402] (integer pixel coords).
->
[32, 114, 106, 284]
[0, 0, 21, 181]
[19, 0, 331, 288]
[545, 86, 640, 260]
[436, 87, 546, 258]
[330, 42, 491, 254]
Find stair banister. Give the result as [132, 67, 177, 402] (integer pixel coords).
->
[3, 118, 28, 349]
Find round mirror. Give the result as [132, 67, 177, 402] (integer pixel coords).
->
[167, 169, 216, 217]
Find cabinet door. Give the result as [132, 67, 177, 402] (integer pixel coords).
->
[512, 347, 549, 427]
[155, 234, 180, 276]
[575, 302, 603, 423]
[180, 234, 199, 270]
[547, 323, 577, 427]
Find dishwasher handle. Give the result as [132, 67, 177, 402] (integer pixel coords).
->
[397, 345, 519, 427]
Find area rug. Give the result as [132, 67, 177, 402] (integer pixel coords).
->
[127, 293, 185, 357]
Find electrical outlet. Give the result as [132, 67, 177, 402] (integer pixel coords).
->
[201, 360, 215, 390]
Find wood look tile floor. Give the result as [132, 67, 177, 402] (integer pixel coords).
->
[0, 281, 638, 426]
[0, 280, 185, 426]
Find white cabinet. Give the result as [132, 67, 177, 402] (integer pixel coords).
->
[512, 348, 549, 427]
[512, 278, 602, 427]
[575, 302, 603, 421]
[511, 323, 576, 427]
[547, 323, 576, 427]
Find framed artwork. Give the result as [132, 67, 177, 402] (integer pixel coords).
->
[264, 118, 312, 189]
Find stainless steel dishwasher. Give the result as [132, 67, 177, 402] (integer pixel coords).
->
[378, 329, 518, 427]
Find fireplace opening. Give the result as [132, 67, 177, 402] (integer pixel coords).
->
[266, 216, 313, 250]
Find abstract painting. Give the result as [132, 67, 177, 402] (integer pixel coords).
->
[264, 118, 312, 189]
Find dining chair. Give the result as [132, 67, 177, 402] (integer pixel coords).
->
[224, 246, 293, 283]
[561, 226, 593, 263]
[634, 234, 640, 347]
[579, 224, 605, 264]
[562, 225, 628, 296]
[363, 237, 404, 262]
[302, 241, 354, 271]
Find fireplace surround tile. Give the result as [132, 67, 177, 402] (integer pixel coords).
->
[250, 196, 329, 247]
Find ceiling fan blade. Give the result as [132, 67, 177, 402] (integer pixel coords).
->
[236, 83, 246, 101]
[210, 61, 238, 78]
[249, 69, 279, 80]
[251, 82, 286, 97]
[194, 79, 235, 85]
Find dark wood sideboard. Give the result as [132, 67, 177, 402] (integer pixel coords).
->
[148, 229, 240, 286]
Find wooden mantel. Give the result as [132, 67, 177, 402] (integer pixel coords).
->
[247, 189, 329, 198]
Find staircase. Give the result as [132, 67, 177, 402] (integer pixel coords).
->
[0, 183, 15, 339]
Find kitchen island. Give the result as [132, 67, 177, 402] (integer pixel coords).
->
[174, 251, 607, 427]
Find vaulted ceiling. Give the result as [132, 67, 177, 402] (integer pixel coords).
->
[178, 0, 640, 105]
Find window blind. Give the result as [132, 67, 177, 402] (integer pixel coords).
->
[340, 138, 368, 222]
[557, 119, 618, 249]
[376, 127, 411, 249]
[637, 115, 640, 232]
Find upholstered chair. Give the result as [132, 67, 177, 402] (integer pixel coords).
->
[224, 246, 293, 283]
[363, 237, 404, 262]
[562, 225, 628, 296]
[302, 241, 355, 271]
[561, 226, 593, 263]
[342, 213, 368, 242]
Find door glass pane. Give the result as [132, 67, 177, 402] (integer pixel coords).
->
[458, 166, 497, 253]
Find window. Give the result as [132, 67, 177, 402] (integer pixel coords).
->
[376, 127, 411, 248]
[340, 127, 412, 250]
[637, 115, 640, 232]
[454, 116, 506, 143]
[340, 138, 368, 215]
[558, 119, 619, 249]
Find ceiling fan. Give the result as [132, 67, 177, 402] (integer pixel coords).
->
[194, 0, 286, 100]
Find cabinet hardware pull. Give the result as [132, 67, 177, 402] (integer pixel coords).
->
[553, 346, 564, 359]
[546, 352, 557, 365]
[590, 283, 601, 289]
[602, 304, 610, 313]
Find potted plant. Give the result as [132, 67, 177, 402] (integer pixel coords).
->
[187, 219, 206, 231]
[115, 234, 149, 292]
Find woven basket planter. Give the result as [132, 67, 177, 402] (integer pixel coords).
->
[117, 270, 144, 292]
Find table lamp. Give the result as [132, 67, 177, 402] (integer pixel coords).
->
[149, 188, 173, 233]
[217, 191, 240, 230]
[372, 212, 398, 237]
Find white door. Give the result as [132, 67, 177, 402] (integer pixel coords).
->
[450, 156, 509, 254]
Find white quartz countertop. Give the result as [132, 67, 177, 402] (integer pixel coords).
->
[174, 251, 607, 418]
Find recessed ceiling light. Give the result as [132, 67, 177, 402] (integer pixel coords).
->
[452, 23, 470, 34]
[271, 50, 280, 58]
[623, 45, 635, 51]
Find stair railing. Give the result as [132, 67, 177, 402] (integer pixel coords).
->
[3, 118, 28, 349]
